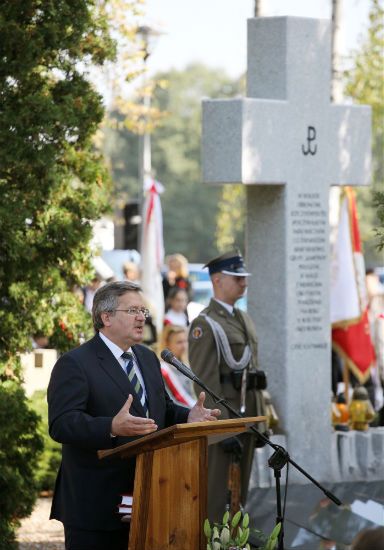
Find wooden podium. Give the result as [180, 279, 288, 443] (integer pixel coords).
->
[98, 417, 265, 550]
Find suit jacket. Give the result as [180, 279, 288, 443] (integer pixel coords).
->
[48, 334, 189, 530]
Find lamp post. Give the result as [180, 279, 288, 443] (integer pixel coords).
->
[137, 25, 161, 207]
[136, 24, 166, 332]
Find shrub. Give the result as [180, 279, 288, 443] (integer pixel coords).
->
[0, 382, 43, 549]
[29, 390, 61, 493]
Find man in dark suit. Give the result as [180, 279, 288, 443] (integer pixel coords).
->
[48, 281, 220, 550]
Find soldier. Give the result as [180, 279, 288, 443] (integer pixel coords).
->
[188, 250, 267, 521]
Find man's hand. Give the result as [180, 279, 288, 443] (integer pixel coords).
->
[111, 395, 158, 436]
[187, 392, 221, 423]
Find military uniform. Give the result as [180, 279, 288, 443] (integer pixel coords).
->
[188, 251, 266, 522]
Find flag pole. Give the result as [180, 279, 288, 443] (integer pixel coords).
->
[342, 359, 350, 404]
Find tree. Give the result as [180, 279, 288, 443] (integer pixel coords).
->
[103, 63, 243, 261]
[0, 0, 126, 544]
[0, 0, 116, 364]
[374, 191, 384, 250]
[344, 0, 384, 259]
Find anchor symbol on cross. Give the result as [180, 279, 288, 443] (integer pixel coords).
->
[302, 126, 317, 156]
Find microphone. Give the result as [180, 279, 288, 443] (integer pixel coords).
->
[160, 349, 198, 382]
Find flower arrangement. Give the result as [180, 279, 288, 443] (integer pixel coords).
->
[204, 511, 281, 550]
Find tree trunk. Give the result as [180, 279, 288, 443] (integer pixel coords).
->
[254, 0, 267, 17]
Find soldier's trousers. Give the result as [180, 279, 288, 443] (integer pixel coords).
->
[207, 432, 256, 523]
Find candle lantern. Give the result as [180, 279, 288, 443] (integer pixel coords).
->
[332, 393, 350, 431]
[349, 386, 375, 431]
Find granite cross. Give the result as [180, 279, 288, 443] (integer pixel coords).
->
[202, 17, 371, 481]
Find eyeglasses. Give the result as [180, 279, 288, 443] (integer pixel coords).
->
[114, 307, 150, 318]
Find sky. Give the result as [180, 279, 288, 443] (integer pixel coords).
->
[142, 0, 371, 78]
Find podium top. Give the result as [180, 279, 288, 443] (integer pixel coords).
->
[98, 416, 265, 460]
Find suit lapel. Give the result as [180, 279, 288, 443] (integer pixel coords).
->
[92, 334, 144, 417]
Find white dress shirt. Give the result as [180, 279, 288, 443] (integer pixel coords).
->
[213, 298, 234, 315]
[98, 332, 147, 397]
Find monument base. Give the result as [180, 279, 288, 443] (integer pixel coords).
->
[250, 428, 384, 488]
[246, 480, 383, 549]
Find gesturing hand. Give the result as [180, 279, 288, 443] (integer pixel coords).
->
[111, 394, 158, 437]
[187, 392, 221, 423]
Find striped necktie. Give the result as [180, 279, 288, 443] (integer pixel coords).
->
[121, 352, 148, 417]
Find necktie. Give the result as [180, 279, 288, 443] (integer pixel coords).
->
[121, 352, 148, 417]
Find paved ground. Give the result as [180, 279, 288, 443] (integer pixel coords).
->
[17, 498, 64, 550]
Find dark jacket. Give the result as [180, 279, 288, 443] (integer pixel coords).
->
[48, 334, 189, 530]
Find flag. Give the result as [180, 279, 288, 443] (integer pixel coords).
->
[331, 187, 375, 383]
[160, 363, 196, 407]
[140, 176, 165, 333]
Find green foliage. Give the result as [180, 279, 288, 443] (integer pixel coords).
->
[29, 390, 61, 492]
[0, 0, 115, 368]
[373, 191, 384, 250]
[204, 511, 280, 550]
[216, 185, 246, 253]
[0, 382, 43, 549]
[103, 63, 243, 261]
[344, 0, 384, 260]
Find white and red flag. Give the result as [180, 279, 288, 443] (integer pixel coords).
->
[330, 187, 375, 383]
[140, 176, 165, 332]
[160, 363, 196, 407]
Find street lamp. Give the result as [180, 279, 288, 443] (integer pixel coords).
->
[136, 25, 162, 197]
[120, 24, 162, 252]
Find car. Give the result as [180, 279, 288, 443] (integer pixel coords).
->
[101, 249, 140, 280]
[187, 263, 247, 313]
[374, 266, 384, 285]
[188, 263, 210, 284]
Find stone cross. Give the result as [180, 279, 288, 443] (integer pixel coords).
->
[202, 17, 371, 482]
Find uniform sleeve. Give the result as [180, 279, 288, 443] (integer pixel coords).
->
[47, 354, 114, 450]
[188, 316, 230, 419]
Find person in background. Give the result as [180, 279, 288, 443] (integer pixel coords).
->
[162, 253, 192, 302]
[32, 332, 50, 349]
[163, 287, 189, 327]
[122, 261, 140, 284]
[365, 268, 384, 419]
[351, 527, 384, 550]
[83, 275, 103, 313]
[48, 281, 220, 550]
[159, 325, 196, 407]
[188, 250, 267, 522]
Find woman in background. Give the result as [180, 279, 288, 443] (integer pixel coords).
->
[159, 325, 196, 407]
[162, 253, 192, 302]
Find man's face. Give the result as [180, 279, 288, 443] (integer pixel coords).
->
[214, 273, 248, 305]
[101, 291, 146, 349]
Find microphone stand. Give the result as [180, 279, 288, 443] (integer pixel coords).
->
[162, 352, 342, 550]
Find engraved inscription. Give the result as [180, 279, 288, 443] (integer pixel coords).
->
[289, 192, 327, 346]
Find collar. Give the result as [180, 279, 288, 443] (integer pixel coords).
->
[98, 331, 132, 361]
[213, 298, 234, 315]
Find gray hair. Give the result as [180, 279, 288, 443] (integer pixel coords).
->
[92, 281, 142, 331]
